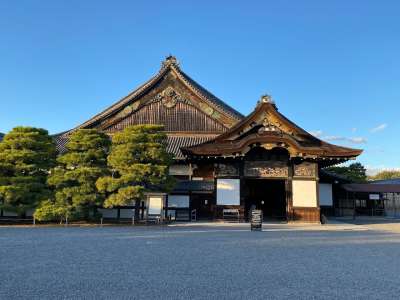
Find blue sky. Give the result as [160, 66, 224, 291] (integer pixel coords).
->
[0, 0, 399, 174]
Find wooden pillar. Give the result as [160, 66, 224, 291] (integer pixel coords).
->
[286, 161, 294, 222]
[165, 194, 169, 220]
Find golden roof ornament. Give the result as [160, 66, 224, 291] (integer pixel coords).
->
[161, 55, 180, 69]
[260, 94, 275, 105]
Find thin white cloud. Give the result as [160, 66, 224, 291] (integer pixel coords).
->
[322, 135, 367, 144]
[323, 135, 344, 141]
[347, 137, 367, 144]
[370, 123, 387, 133]
[310, 130, 323, 138]
[351, 127, 357, 133]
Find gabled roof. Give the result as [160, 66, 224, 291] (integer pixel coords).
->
[74, 56, 243, 130]
[182, 95, 363, 163]
[54, 56, 244, 158]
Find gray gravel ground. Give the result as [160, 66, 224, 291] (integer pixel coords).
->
[1, 224, 400, 299]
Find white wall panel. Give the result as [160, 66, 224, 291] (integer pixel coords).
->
[148, 196, 163, 215]
[217, 179, 240, 205]
[292, 180, 317, 207]
[319, 183, 333, 206]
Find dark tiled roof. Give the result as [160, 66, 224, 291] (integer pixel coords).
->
[0, 133, 4, 141]
[54, 133, 216, 159]
[343, 184, 400, 193]
[166, 135, 216, 159]
[319, 169, 351, 184]
[173, 180, 214, 192]
[371, 178, 400, 185]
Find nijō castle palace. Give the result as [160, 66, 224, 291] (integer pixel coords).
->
[55, 56, 362, 223]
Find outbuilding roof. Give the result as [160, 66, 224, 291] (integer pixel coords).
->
[370, 178, 400, 185]
[342, 184, 400, 193]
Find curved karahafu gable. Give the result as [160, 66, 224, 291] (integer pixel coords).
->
[182, 95, 362, 165]
[54, 56, 244, 158]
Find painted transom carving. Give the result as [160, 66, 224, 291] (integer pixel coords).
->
[294, 162, 316, 177]
[215, 163, 239, 176]
[244, 161, 288, 178]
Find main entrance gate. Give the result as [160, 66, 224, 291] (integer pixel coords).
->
[243, 179, 287, 221]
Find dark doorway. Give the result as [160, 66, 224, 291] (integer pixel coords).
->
[244, 179, 287, 221]
[190, 193, 214, 220]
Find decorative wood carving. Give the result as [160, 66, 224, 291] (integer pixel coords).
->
[104, 101, 227, 133]
[244, 161, 288, 178]
[215, 163, 239, 176]
[199, 102, 214, 116]
[294, 162, 316, 178]
[100, 77, 233, 131]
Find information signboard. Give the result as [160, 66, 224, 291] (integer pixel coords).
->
[250, 209, 263, 231]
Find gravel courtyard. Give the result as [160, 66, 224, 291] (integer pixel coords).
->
[1, 223, 400, 299]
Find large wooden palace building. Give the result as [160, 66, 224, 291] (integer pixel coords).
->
[56, 56, 362, 223]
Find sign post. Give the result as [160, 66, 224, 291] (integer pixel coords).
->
[250, 209, 263, 231]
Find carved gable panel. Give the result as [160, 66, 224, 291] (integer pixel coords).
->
[104, 101, 227, 133]
[96, 72, 238, 132]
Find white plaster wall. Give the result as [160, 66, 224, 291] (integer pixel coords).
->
[217, 179, 240, 205]
[148, 196, 163, 215]
[292, 180, 317, 207]
[319, 183, 333, 206]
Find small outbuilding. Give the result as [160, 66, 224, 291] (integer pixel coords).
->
[340, 182, 400, 218]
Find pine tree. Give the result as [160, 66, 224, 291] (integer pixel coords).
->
[0, 127, 57, 217]
[96, 125, 174, 221]
[35, 129, 110, 221]
[326, 162, 367, 183]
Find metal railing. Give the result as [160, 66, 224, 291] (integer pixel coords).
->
[191, 209, 197, 222]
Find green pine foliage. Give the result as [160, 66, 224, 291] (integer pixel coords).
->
[96, 125, 175, 218]
[0, 127, 57, 216]
[35, 129, 110, 221]
[325, 162, 367, 183]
